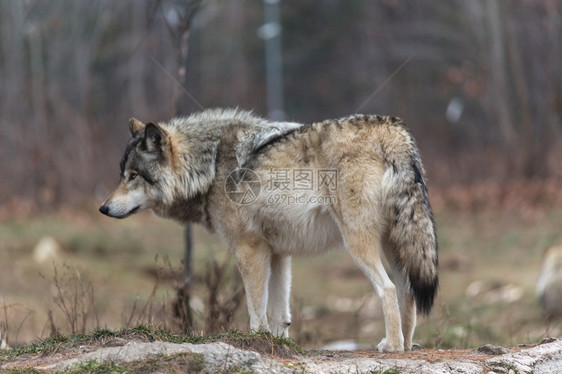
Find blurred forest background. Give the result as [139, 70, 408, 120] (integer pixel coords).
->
[0, 0, 561, 210]
[1, 0, 562, 350]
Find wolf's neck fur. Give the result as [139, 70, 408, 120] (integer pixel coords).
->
[157, 109, 269, 206]
[159, 193, 213, 230]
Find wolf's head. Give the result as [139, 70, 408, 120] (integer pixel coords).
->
[99, 117, 217, 219]
[99, 118, 170, 218]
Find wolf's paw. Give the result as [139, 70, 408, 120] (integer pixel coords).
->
[404, 340, 418, 351]
[249, 323, 271, 334]
[376, 338, 404, 352]
[270, 321, 290, 338]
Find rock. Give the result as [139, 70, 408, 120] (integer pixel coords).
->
[536, 245, 562, 319]
[0, 334, 8, 350]
[32, 236, 61, 264]
[301, 354, 483, 374]
[540, 337, 557, 345]
[466, 280, 485, 297]
[38, 341, 292, 373]
[486, 338, 561, 374]
[482, 284, 523, 304]
[477, 344, 508, 355]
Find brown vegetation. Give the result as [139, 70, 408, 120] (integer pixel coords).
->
[0, 1, 561, 207]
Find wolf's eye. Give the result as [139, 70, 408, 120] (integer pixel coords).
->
[128, 172, 137, 181]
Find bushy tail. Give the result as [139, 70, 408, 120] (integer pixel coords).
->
[386, 152, 438, 315]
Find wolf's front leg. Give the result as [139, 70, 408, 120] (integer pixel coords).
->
[267, 254, 292, 337]
[233, 240, 272, 332]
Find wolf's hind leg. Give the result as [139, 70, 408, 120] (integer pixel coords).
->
[267, 254, 292, 337]
[382, 239, 417, 350]
[233, 240, 272, 332]
[343, 231, 404, 352]
[390, 265, 416, 350]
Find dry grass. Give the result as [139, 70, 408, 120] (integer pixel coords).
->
[1, 185, 561, 350]
[0, 324, 302, 370]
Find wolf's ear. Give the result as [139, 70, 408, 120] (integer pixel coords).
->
[129, 118, 145, 137]
[144, 122, 168, 153]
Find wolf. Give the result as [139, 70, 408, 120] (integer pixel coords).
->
[99, 109, 438, 352]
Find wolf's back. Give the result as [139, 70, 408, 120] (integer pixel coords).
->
[381, 121, 438, 314]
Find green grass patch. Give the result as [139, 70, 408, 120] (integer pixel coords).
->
[65, 352, 205, 374]
[0, 368, 42, 374]
[373, 369, 401, 374]
[0, 325, 204, 362]
[0, 334, 70, 362]
[207, 329, 305, 357]
[0, 324, 303, 363]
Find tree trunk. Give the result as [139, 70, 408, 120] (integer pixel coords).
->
[485, 0, 517, 148]
[164, 0, 203, 333]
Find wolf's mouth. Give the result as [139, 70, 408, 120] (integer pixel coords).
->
[112, 205, 141, 219]
[122, 205, 141, 218]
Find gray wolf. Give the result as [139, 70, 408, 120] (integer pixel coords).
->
[537, 245, 562, 320]
[99, 109, 438, 352]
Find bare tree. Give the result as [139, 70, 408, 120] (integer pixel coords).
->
[1, 0, 562, 204]
[485, 0, 516, 148]
[159, 0, 203, 332]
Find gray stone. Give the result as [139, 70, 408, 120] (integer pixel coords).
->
[38, 341, 292, 373]
[486, 339, 562, 374]
[477, 344, 508, 355]
[11, 337, 560, 374]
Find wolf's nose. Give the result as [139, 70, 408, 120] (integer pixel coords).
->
[99, 205, 109, 216]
